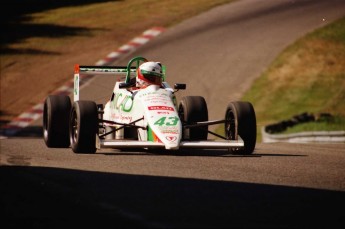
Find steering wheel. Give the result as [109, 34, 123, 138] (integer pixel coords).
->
[125, 56, 148, 84]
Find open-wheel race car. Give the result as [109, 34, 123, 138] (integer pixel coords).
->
[43, 56, 257, 154]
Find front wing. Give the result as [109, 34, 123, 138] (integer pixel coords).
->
[97, 137, 244, 150]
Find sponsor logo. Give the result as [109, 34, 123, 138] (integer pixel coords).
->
[111, 114, 133, 123]
[111, 93, 133, 112]
[157, 111, 170, 115]
[148, 106, 174, 111]
[166, 136, 177, 142]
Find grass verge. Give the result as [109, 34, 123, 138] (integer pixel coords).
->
[215, 16, 345, 142]
[281, 115, 345, 134]
[242, 16, 345, 141]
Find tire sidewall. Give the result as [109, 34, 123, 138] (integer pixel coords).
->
[43, 95, 71, 147]
[226, 101, 256, 154]
[179, 96, 208, 140]
[70, 101, 98, 154]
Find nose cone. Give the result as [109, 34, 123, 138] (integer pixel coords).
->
[163, 136, 180, 150]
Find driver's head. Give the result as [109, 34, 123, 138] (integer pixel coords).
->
[136, 61, 163, 87]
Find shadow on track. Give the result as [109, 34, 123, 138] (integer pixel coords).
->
[99, 149, 258, 157]
[1, 166, 344, 228]
[2, 0, 117, 55]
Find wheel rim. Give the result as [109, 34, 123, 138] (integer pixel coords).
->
[43, 103, 49, 139]
[71, 110, 78, 144]
[225, 110, 236, 140]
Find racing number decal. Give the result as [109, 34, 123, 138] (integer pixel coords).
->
[166, 117, 179, 126]
[154, 116, 179, 126]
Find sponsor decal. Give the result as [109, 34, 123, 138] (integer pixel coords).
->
[111, 114, 133, 122]
[148, 106, 174, 111]
[111, 93, 133, 112]
[161, 130, 178, 134]
[74, 74, 79, 95]
[139, 91, 169, 98]
[166, 136, 177, 142]
[157, 111, 170, 115]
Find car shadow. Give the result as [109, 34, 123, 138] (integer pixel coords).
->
[1, 165, 344, 228]
[100, 148, 307, 158]
[100, 148, 255, 157]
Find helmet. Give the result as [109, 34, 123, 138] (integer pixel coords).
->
[136, 61, 163, 87]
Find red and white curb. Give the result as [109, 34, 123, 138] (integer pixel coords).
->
[95, 27, 164, 66]
[0, 27, 165, 137]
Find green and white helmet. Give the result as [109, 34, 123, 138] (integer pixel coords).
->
[136, 61, 163, 87]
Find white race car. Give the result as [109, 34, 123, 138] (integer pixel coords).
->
[43, 56, 256, 154]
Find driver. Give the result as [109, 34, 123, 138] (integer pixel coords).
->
[136, 61, 163, 88]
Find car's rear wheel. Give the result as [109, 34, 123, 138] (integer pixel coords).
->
[178, 96, 208, 140]
[43, 95, 71, 148]
[70, 101, 98, 154]
[225, 101, 256, 154]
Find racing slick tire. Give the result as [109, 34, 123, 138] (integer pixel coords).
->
[70, 101, 98, 154]
[178, 96, 208, 140]
[225, 101, 256, 155]
[43, 95, 71, 148]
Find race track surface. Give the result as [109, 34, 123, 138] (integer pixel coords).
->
[1, 140, 345, 228]
[1, 0, 345, 227]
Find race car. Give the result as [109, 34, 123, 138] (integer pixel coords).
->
[43, 56, 257, 154]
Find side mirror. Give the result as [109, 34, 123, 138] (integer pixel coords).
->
[174, 83, 186, 90]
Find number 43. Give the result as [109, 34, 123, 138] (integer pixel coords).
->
[154, 116, 179, 126]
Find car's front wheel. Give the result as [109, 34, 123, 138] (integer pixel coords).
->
[225, 101, 256, 155]
[69, 101, 98, 154]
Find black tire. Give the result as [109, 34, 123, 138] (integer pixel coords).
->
[178, 96, 208, 140]
[69, 101, 98, 154]
[225, 101, 256, 155]
[43, 95, 71, 148]
[124, 127, 138, 140]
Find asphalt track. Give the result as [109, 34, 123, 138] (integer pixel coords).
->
[1, 0, 345, 228]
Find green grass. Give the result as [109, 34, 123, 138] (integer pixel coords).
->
[215, 17, 345, 141]
[241, 17, 345, 141]
[282, 116, 345, 134]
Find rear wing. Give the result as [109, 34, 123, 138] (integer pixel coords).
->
[73, 62, 166, 102]
[73, 64, 166, 101]
[73, 65, 137, 102]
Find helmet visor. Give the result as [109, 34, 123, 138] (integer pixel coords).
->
[141, 70, 163, 85]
